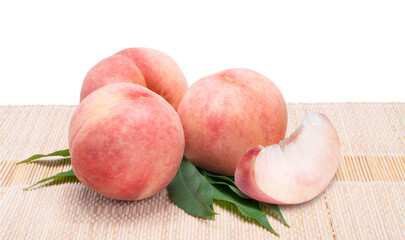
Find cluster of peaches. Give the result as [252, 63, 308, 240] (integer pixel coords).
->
[70, 48, 340, 205]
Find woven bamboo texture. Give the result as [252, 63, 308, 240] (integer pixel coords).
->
[1, 103, 404, 239]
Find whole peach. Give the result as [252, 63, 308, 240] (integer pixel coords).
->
[69, 83, 185, 200]
[80, 47, 188, 110]
[177, 68, 287, 176]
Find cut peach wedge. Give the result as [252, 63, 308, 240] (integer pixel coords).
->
[235, 112, 340, 205]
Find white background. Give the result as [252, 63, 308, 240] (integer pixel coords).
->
[0, 0, 404, 105]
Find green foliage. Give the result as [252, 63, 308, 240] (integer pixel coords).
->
[167, 158, 217, 219]
[16, 149, 70, 165]
[24, 169, 77, 190]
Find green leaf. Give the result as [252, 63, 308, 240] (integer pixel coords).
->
[16, 149, 70, 165]
[209, 183, 279, 236]
[197, 172, 214, 210]
[203, 171, 288, 230]
[24, 169, 77, 190]
[227, 185, 251, 199]
[167, 158, 217, 219]
[262, 203, 290, 227]
[202, 170, 236, 184]
[203, 172, 251, 199]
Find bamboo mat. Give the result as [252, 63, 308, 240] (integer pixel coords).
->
[1, 103, 404, 239]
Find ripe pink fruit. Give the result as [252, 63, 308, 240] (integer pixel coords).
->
[69, 83, 185, 200]
[177, 68, 287, 176]
[80, 47, 188, 110]
[235, 112, 340, 204]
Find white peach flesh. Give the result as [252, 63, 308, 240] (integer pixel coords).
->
[235, 112, 340, 204]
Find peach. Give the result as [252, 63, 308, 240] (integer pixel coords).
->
[80, 47, 188, 110]
[69, 83, 185, 200]
[235, 112, 340, 205]
[177, 68, 287, 176]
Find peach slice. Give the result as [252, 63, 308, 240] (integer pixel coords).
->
[235, 112, 340, 205]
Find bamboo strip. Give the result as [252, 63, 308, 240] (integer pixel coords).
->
[0, 103, 404, 240]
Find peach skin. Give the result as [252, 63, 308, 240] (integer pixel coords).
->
[177, 68, 287, 176]
[69, 82, 185, 200]
[80, 47, 188, 110]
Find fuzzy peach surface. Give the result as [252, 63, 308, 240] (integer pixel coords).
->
[69, 83, 185, 200]
[80, 47, 188, 110]
[177, 68, 287, 176]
